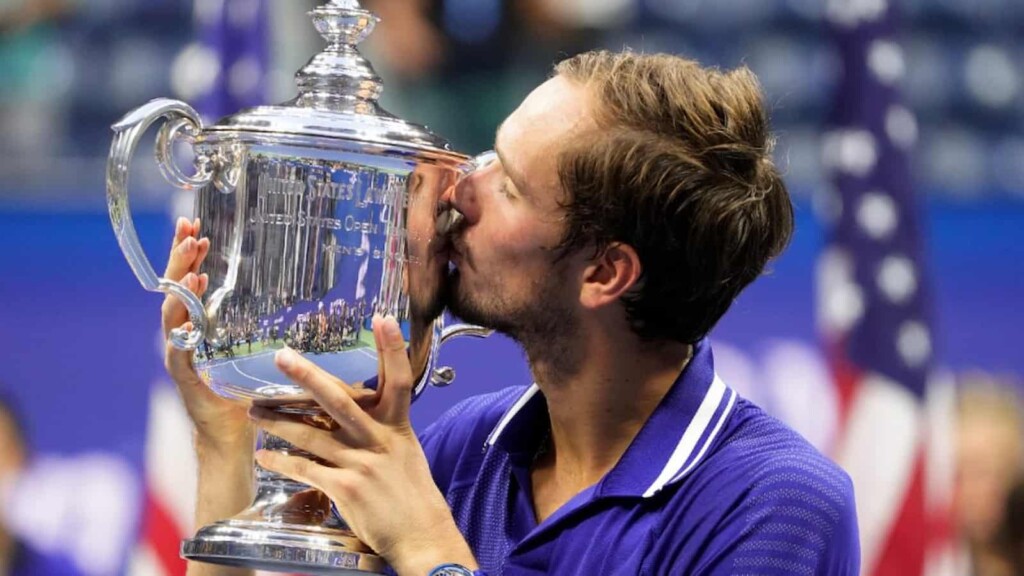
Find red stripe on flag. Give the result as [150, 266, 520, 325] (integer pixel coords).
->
[827, 339, 861, 446]
[869, 450, 927, 576]
[143, 489, 188, 576]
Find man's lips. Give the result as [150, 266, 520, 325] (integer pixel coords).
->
[448, 242, 468, 269]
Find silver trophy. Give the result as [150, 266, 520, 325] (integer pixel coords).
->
[107, 1, 487, 573]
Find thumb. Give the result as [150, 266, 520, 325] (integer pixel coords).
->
[375, 315, 413, 426]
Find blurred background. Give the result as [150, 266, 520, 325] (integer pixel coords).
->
[0, 0, 1021, 575]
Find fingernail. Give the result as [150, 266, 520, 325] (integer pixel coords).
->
[183, 272, 196, 286]
[382, 316, 402, 340]
[276, 347, 298, 369]
[179, 237, 194, 253]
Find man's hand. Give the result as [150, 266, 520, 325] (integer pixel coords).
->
[251, 315, 478, 576]
[161, 217, 255, 576]
[161, 217, 251, 447]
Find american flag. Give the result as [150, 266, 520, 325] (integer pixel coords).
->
[819, 2, 959, 575]
[129, 1, 269, 575]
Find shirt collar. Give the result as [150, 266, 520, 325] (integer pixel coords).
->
[485, 338, 737, 499]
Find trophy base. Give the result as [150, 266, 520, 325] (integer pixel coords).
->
[182, 519, 387, 575]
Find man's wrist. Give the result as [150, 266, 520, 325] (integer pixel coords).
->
[194, 424, 254, 458]
[389, 526, 477, 576]
[393, 549, 478, 576]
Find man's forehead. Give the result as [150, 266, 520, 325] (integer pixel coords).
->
[495, 77, 594, 169]
[493, 76, 593, 190]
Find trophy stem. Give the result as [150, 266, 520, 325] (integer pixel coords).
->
[182, 406, 388, 575]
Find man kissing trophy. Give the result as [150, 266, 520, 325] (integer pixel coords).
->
[107, 1, 486, 573]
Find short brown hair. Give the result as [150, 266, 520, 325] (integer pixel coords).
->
[555, 51, 793, 344]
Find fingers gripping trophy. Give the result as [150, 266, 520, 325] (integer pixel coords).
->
[107, 1, 488, 573]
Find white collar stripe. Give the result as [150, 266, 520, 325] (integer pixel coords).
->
[486, 384, 540, 446]
[669, 387, 737, 486]
[642, 374, 728, 498]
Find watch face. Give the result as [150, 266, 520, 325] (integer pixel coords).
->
[429, 564, 475, 576]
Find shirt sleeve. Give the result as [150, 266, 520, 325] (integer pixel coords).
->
[648, 450, 861, 576]
[691, 484, 860, 576]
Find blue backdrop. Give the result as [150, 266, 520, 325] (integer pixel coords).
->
[0, 198, 1021, 469]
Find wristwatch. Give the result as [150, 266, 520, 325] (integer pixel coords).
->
[427, 563, 479, 576]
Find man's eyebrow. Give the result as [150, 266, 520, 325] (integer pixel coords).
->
[494, 123, 528, 194]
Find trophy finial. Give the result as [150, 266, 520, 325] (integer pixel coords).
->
[312, 0, 377, 46]
[294, 0, 384, 112]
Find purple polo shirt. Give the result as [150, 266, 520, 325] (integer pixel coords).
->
[419, 339, 860, 575]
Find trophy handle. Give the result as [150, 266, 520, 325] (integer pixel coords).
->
[428, 323, 494, 387]
[362, 320, 492, 399]
[107, 98, 214, 350]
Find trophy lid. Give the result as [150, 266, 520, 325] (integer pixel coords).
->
[207, 0, 459, 157]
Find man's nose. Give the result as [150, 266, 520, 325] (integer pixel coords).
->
[445, 170, 480, 225]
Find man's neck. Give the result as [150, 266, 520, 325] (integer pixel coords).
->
[525, 328, 692, 493]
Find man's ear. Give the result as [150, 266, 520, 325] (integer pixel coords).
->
[579, 243, 641, 310]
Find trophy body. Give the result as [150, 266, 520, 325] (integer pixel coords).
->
[107, 2, 485, 573]
[167, 125, 467, 401]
